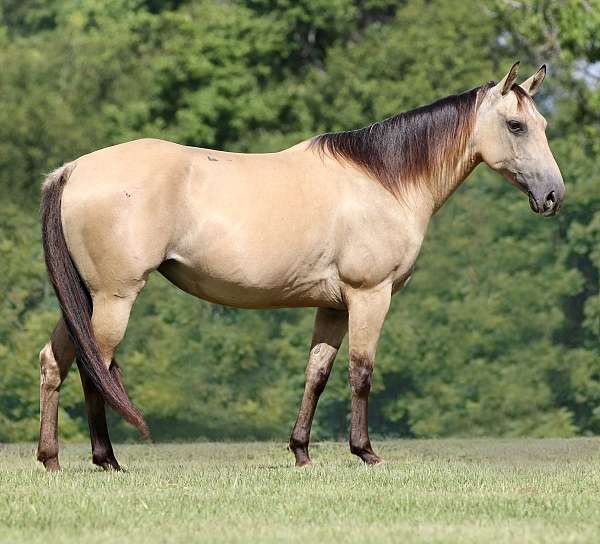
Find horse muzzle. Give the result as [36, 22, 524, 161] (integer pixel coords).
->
[527, 180, 565, 217]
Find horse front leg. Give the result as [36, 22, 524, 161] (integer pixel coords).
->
[289, 308, 348, 466]
[346, 285, 391, 464]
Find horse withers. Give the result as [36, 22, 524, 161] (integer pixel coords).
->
[37, 63, 564, 471]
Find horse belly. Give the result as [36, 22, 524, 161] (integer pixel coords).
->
[159, 258, 340, 309]
[160, 219, 342, 309]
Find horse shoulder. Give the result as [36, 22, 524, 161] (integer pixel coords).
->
[334, 189, 428, 291]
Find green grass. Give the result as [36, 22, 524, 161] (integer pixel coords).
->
[2, 439, 600, 543]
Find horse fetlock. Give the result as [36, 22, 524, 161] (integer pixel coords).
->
[289, 435, 311, 466]
[37, 447, 58, 462]
[289, 433, 309, 452]
[349, 440, 381, 464]
[349, 437, 372, 455]
[37, 446, 60, 471]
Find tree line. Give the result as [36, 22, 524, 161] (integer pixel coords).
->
[0, 0, 598, 442]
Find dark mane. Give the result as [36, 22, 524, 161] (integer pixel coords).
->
[311, 82, 496, 196]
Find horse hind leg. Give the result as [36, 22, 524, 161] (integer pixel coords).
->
[84, 289, 141, 466]
[37, 316, 129, 472]
[79, 362, 121, 470]
[37, 319, 75, 471]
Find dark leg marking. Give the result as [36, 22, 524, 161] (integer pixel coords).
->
[79, 361, 121, 470]
[349, 350, 381, 465]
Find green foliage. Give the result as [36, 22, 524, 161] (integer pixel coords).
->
[0, 0, 598, 442]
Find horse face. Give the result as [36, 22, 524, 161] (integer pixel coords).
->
[475, 63, 565, 216]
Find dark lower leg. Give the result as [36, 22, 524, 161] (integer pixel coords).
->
[289, 308, 347, 466]
[82, 292, 142, 470]
[349, 351, 381, 464]
[79, 362, 120, 470]
[289, 344, 338, 466]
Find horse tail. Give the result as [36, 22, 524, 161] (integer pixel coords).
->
[41, 164, 149, 438]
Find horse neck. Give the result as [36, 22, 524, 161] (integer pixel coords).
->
[425, 135, 481, 212]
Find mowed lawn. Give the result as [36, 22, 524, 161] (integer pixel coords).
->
[2, 439, 600, 543]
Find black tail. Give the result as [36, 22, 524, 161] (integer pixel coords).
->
[41, 165, 149, 438]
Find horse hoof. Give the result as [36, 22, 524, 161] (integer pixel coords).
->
[93, 454, 121, 471]
[367, 456, 384, 466]
[97, 461, 121, 471]
[43, 458, 61, 472]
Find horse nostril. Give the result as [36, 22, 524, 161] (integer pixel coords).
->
[544, 191, 556, 211]
[528, 191, 539, 213]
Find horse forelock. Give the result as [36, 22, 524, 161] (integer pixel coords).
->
[311, 82, 496, 197]
[511, 83, 536, 111]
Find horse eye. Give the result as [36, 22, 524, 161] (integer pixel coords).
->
[507, 120, 526, 133]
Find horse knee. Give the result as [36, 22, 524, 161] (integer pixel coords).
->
[349, 351, 373, 397]
[39, 343, 62, 391]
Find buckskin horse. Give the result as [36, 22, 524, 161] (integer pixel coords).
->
[38, 63, 564, 471]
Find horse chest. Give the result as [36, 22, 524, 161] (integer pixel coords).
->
[336, 213, 426, 291]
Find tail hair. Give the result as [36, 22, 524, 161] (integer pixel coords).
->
[41, 165, 149, 438]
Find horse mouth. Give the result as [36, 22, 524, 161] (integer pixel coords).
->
[514, 176, 528, 193]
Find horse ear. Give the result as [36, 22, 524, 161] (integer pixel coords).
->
[520, 64, 546, 97]
[496, 61, 520, 96]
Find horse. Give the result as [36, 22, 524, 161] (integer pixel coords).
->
[37, 62, 564, 471]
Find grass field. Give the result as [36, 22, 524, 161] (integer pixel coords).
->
[2, 439, 600, 543]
